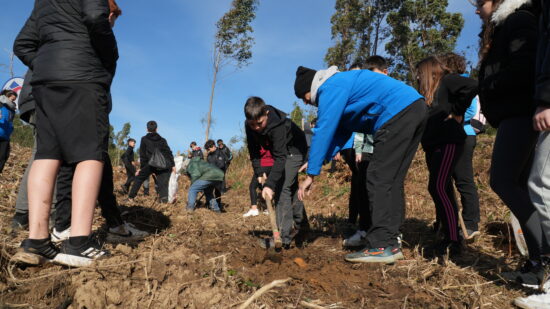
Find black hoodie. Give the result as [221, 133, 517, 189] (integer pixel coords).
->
[536, 0, 550, 107]
[246, 105, 308, 190]
[139, 133, 175, 169]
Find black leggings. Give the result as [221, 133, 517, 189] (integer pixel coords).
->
[426, 143, 464, 242]
[452, 135, 480, 231]
[490, 117, 541, 258]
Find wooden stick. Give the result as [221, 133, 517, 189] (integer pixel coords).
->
[237, 278, 291, 309]
[457, 211, 470, 240]
[261, 175, 282, 249]
[299, 301, 327, 309]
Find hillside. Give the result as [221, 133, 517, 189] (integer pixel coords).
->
[0, 136, 535, 308]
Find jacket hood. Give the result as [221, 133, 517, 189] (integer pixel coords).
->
[264, 105, 287, 133]
[311, 66, 340, 105]
[0, 96, 16, 111]
[492, 0, 532, 25]
[145, 132, 162, 141]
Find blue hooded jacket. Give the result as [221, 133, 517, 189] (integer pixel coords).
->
[0, 96, 16, 141]
[307, 69, 423, 175]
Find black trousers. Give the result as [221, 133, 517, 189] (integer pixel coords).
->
[426, 143, 464, 242]
[54, 155, 123, 231]
[490, 117, 541, 259]
[341, 148, 371, 231]
[365, 99, 427, 248]
[0, 139, 10, 173]
[123, 164, 136, 189]
[128, 165, 171, 203]
[452, 135, 480, 231]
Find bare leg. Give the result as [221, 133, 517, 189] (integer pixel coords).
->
[70, 160, 103, 237]
[28, 159, 61, 239]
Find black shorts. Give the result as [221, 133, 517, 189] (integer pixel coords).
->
[33, 83, 110, 164]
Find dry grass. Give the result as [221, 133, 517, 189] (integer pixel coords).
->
[0, 136, 537, 308]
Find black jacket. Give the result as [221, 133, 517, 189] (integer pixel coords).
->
[14, 0, 118, 87]
[18, 70, 35, 124]
[246, 105, 308, 190]
[121, 146, 134, 168]
[536, 0, 550, 107]
[189, 148, 204, 160]
[422, 74, 478, 148]
[139, 133, 175, 170]
[207, 149, 228, 171]
[218, 146, 232, 162]
[478, 1, 539, 127]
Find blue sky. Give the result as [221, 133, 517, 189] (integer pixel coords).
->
[0, 1, 481, 154]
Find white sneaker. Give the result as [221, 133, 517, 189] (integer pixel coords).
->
[263, 210, 269, 215]
[51, 227, 71, 243]
[514, 292, 550, 309]
[106, 222, 148, 243]
[243, 209, 260, 217]
[343, 230, 368, 247]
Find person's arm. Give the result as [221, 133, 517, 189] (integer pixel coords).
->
[443, 75, 479, 117]
[139, 138, 147, 165]
[13, 7, 39, 68]
[263, 125, 288, 190]
[306, 85, 349, 176]
[81, 0, 119, 75]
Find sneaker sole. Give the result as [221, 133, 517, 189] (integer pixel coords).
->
[10, 251, 51, 265]
[514, 297, 548, 309]
[345, 252, 404, 264]
[54, 252, 107, 267]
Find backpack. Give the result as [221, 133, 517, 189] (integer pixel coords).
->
[470, 96, 487, 134]
[148, 148, 170, 169]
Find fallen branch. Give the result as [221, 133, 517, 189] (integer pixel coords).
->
[237, 278, 291, 309]
[442, 280, 498, 290]
[299, 300, 327, 309]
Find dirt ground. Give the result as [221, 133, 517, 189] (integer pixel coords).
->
[0, 136, 540, 308]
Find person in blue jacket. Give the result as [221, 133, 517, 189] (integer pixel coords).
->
[0, 90, 17, 173]
[294, 65, 427, 264]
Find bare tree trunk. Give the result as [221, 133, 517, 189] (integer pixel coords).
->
[206, 50, 221, 141]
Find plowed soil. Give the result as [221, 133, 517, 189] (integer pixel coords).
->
[0, 136, 538, 308]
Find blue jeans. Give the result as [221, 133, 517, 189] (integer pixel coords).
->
[187, 180, 220, 211]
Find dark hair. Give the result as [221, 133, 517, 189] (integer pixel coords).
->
[217, 139, 223, 144]
[478, 0, 504, 61]
[147, 120, 157, 132]
[190, 141, 197, 147]
[128, 138, 136, 144]
[204, 139, 216, 150]
[349, 60, 363, 70]
[310, 118, 317, 126]
[365, 56, 388, 72]
[244, 96, 268, 120]
[108, 0, 122, 17]
[1, 89, 17, 99]
[440, 53, 466, 74]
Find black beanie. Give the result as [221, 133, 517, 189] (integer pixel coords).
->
[294, 66, 316, 99]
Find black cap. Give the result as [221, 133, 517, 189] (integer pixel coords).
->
[294, 66, 316, 99]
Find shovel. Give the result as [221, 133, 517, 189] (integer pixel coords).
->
[261, 175, 282, 250]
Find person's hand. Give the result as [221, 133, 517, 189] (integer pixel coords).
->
[135, 170, 140, 176]
[533, 107, 550, 131]
[298, 176, 314, 201]
[298, 162, 308, 173]
[355, 153, 362, 163]
[446, 114, 463, 123]
[258, 177, 264, 185]
[172, 167, 176, 173]
[334, 152, 342, 161]
[262, 187, 274, 201]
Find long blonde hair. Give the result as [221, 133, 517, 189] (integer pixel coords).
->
[416, 56, 449, 106]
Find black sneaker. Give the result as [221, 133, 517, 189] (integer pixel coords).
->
[54, 236, 110, 267]
[11, 239, 59, 265]
[11, 212, 29, 230]
[501, 260, 545, 288]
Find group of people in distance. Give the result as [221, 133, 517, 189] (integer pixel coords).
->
[6, 0, 550, 305]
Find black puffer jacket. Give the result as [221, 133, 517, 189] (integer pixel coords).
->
[139, 133, 175, 170]
[536, 0, 550, 107]
[246, 105, 308, 190]
[478, 0, 539, 127]
[13, 0, 118, 87]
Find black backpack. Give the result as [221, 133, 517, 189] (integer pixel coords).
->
[148, 148, 170, 169]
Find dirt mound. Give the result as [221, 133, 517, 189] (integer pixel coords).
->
[0, 137, 535, 308]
